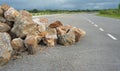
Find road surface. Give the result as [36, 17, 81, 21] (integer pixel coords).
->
[0, 13, 120, 71]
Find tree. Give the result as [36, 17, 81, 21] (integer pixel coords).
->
[32, 9, 38, 13]
[118, 3, 120, 9]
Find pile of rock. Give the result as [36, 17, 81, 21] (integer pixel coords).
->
[0, 4, 86, 66]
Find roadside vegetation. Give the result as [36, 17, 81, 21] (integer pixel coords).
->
[28, 9, 98, 16]
[98, 3, 120, 19]
[28, 3, 120, 19]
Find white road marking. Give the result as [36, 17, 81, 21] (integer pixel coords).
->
[99, 28, 104, 31]
[91, 22, 94, 25]
[94, 24, 98, 27]
[107, 34, 117, 40]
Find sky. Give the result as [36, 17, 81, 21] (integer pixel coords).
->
[0, 0, 120, 10]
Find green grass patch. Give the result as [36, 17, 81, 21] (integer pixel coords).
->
[97, 14, 120, 19]
[98, 9, 120, 19]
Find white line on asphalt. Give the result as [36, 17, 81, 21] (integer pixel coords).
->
[91, 22, 94, 25]
[99, 28, 104, 31]
[94, 24, 98, 27]
[107, 34, 118, 40]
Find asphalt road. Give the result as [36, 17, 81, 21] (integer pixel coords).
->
[0, 13, 120, 71]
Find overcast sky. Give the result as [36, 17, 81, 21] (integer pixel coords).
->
[0, 0, 120, 10]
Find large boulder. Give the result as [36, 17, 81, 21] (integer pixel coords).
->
[57, 27, 75, 46]
[43, 28, 57, 47]
[72, 27, 86, 42]
[58, 30, 75, 46]
[33, 18, 46, 32]
[0, 17, 6, 23]
[4, 7, 20, 21]
[0, 22, 11, 32]
[1, 4, 10, 12]
[39, 18, 48, 24]
[11, 38, 24, 52]
[11, 15, 37, 38]
[0, 32, 13, 66]
[20, 10, 32, 18]
[49, 21, 63, 28]
[56, 25, 72, 35]
[24, 35, 39, 54]
[0, 6, 3, 16]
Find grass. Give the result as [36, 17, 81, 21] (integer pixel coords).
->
[31, 12, 82, 16]
[97, 13, 120, 19]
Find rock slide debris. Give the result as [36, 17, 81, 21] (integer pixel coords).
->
[0, 4, 86, 66]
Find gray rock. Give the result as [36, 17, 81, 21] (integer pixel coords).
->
[4, 7, 20, 21]
[0, 6, 3, 16]
[57, 28, 75, 46]
[0, 32, 13, 66]
[0, 17, 6, 23]
[0, 22, 11, 32]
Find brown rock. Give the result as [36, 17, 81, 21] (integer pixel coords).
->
[1, 4, 10, 11]
[20, 10, 32, 18]
[24, 35, 39, 54]
[43, 28, 57, 47]
[0, 22, 11, 32]
[11, 38, 24, 52]
[4, 7, 20, 21]
[39, 18, 48, 23]
[0, 6, 4, 16]
[56, 25, 71, 35]
[0, 32, 13, 66]
[11, 15, 37, 38]
[49, 21, 63, 28]
[72, 27, 86, 42]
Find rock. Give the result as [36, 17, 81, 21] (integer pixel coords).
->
[33, 18, 46, 32]
[56, 25, 71, 35]
[57, 28, 75, 46]
[20, 10, 32, 18]
[24, 35, 39, 54]
[72, 27, 86, 42]
[0, 6, 3, 16]
[1, 4, 10, 11]
[11, 38, 24, 52]
[0, 32, 13, 66]
[0, 17, 6, 23]
[0, 22, 11, 32]
[4, 7, 20, 21]
[39, 18, 48, 24]
[43, 28, 57, 47]
[49, 21, 63, 28]
[11, 15, 37, 38]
